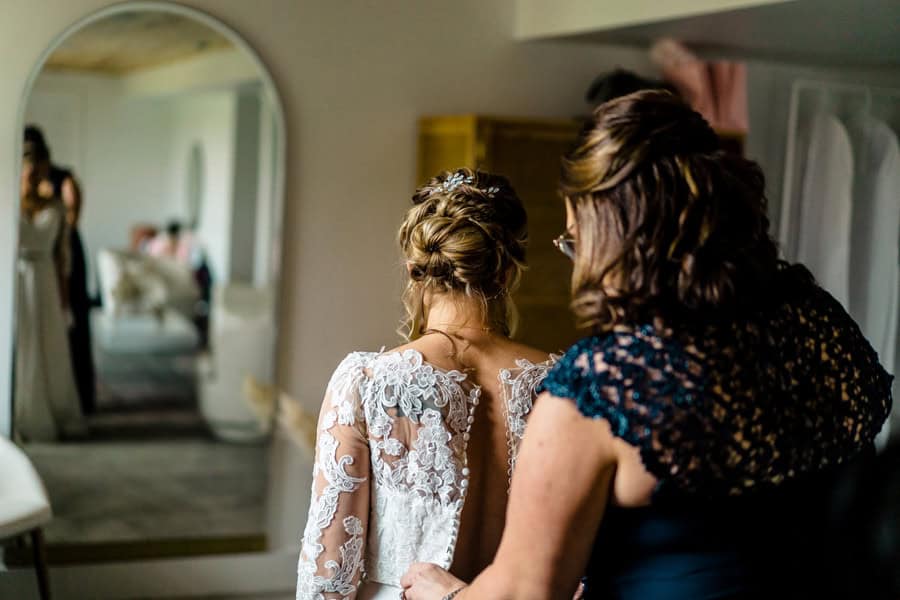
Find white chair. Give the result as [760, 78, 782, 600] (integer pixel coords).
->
[0, 436, 52, 600]
[198, 283, 276, 443]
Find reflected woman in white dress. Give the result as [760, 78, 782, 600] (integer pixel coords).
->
[15, 141, 85, 442]
[296, 169, 557, 599]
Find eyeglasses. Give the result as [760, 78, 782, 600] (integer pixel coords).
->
[552, 233, 576, 260]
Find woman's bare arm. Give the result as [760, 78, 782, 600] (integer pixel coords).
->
[61, 176, 82, 226]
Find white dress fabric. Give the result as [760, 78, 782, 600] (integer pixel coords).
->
[14, 200, 84, 442]
[796, 112, 855, 308]
[846, 116, 900, 443]
[296, 349, 555, 600]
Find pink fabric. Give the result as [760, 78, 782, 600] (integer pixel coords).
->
[130, 225, 158, 252]
[146, 231, 195, 265]
[651, 39, 748, 134]
[710, 62, 748, 133]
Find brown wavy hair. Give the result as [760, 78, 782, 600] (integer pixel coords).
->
[561, 90, 780, 331]
[398, 168, 527, 339]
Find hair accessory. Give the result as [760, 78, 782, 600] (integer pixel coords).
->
[440, 172, 501, 198]
[442, 172, 474, 192]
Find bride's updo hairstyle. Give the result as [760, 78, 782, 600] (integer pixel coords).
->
[561, 90, 781, 331]
[399, 168, 527, 340]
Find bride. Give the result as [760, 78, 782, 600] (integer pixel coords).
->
[15, 137, 85, 441]
[296, 169, 556, 599]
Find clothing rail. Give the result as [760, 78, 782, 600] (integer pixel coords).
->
[779, 78, 900, 252]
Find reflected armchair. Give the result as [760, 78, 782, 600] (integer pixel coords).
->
[198, 283, 276, 443]
[0, 436, 52, 600]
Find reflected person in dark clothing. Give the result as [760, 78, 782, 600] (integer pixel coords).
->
[24, 125, 96, 416]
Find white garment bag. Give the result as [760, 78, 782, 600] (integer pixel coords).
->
[795, 112, 854, 307]
[848, 115, 899, 381]
[847, 116, 900, 443]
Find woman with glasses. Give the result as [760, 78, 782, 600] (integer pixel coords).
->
[296, 168, 556, 599]
[401, 90, 893, 599]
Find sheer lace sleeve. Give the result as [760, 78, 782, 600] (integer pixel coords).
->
[297, 354, 372, 599]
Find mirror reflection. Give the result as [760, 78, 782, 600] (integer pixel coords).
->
[13, 9, 282, 558]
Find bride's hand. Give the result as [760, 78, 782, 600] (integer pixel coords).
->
[401, 562, 465, 600]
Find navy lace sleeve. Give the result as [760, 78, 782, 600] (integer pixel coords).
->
[538, 285, 893, 499]
[539, 326, 707, 497]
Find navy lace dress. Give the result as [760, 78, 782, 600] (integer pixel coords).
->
[539, 273, 893, 600]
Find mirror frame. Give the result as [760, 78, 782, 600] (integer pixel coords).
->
[5, 0, 287, 561]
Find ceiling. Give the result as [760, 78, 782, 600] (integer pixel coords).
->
[553, 0, 900, 67]
[45, 11, 234, 75]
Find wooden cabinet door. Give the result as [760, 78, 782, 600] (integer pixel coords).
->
[481, 119, 580, 354]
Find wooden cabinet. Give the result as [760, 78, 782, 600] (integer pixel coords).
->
[417, 115, 582, 354]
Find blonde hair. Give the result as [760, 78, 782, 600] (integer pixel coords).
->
[398, 168, 527, 340]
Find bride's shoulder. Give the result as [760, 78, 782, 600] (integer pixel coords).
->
[497, 344, 558, 398]
[331, 350, 379, 371]
[329, 346, 445, 382]
[503, 342, 559, 372]
[326, 350, 379, 387]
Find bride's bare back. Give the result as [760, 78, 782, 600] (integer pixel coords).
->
[392, 332, 554, 581]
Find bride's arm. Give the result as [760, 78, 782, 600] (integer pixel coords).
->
[296, 358, 371, 600]
[403, 393, 617, 600]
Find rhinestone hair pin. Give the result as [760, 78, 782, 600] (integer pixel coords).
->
[442, 172, 474, 192]
[441, 172, 499, 197]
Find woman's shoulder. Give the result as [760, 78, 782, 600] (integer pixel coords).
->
[538, 326, 701, 435]
[542, 327, 675, 382]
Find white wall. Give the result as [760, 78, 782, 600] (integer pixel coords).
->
[254, 92, 279, 287]
[0, 1, 649, 597]
[27, 68, 262, 292]
[26, 72, 176, 294]
[167, 90, 237, 282]
[229, 85, 262, 283]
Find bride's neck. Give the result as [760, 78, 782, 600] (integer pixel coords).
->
[424, 295, 493, 335]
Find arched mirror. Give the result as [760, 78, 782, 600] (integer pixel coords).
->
[9, 2, 284, 563]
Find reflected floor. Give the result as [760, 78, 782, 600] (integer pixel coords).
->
[24, 439, 267, 545]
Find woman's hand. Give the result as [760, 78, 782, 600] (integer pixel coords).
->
[401, 563, 465, 600]
[573, 581, 586, 600]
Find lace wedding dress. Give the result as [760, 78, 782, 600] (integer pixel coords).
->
[15, 200, 84, 441]
[296, 349, 555, 600]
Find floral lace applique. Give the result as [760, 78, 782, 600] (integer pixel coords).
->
[499, 356, 559, 486]
[297, 349, 554, 598]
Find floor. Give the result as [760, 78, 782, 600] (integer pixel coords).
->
[14, 325, 270, 549]
[25, 439, 268, 544]
[151, 595, 293, 600]
[29, 343, 265, 545]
